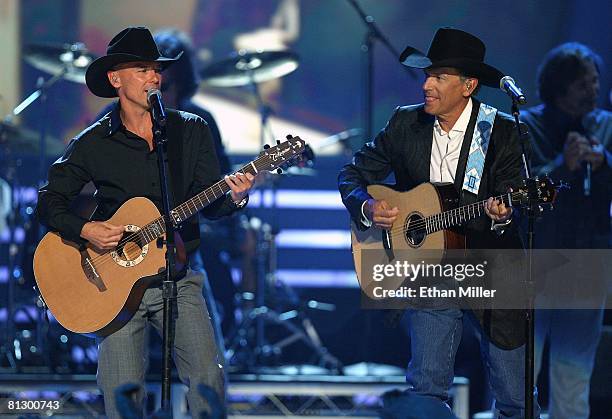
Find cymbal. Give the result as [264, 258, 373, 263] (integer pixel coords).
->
[200, 50, 299, 87]
[0, 121, 64, 157]
[24, 42, 97, 84]
[316, 128, 363, 150]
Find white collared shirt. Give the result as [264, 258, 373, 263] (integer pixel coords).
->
[429, 98, 473, 183]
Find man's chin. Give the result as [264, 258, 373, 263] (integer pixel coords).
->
[423, 104, 437, 115]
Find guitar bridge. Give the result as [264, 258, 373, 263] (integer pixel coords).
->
[81, 251, 106, 291]
[382, 229, 395, 261]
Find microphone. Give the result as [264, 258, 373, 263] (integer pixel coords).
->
[584, 161, 591, 196]
[500, 76, 527, 104]
[581, 113, 596, 197]
[147, 89, 167, 126]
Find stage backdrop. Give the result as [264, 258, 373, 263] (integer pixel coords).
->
[15, 0, 612, 150]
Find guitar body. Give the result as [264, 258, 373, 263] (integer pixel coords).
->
[32, 136, 308, 336]
[33, 197, 166, 336]
[351, 183, 465, 295]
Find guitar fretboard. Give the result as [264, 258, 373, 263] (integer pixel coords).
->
[422, 192, 514, 235]
[135, 159, 264, 245]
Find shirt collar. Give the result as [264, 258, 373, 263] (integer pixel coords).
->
[434, 98, 473, 136]
[104, 101, 122, 137]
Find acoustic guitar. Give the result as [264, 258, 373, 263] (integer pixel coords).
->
[33, 136, 306, 336]
[351, 178, 559, 295]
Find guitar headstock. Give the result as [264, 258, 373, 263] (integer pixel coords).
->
[256, 134, 307, 173]
[512, 176, 564, 209]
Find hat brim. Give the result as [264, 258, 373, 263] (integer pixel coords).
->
[399, 46, 504, 88]
[85, 53, 181, 98]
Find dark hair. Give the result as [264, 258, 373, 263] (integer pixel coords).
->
[154, 28, 199, 101]
[537, 42, 603, 105]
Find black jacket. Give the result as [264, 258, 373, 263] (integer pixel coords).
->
[338, 100, 528, 349]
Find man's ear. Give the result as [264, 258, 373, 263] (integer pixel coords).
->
[108, 71, 120, 88]
[464, 78, 478, 97]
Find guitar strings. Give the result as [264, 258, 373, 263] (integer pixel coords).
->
[83, 178, 234, 267]
[86, 165, 258, 266]
[88, 192, 517, 268]
[382, 191, 520, 239]
[83, 147, 297, 267]
[386, 192, 514, 236]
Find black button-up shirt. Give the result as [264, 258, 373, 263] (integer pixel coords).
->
[37, 104, 238, 254]
[522, 105, 612, 248]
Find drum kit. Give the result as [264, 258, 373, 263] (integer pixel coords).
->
[1, 41, 353, 374]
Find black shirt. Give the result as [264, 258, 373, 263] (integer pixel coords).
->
[95, 98, 231, 175]
[37, 104, 239, 254]
[521, 105, 612, 248]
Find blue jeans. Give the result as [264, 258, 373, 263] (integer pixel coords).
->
[97, 269, 225, 418]
[535, 309, 603, 419]
[405, 308, 540, 419]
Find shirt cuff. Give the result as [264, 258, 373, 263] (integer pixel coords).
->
[490, 218, 512, 235]
[64, 214, 89, 245]
[360, 200, 372, 228]
[231, 194, 249, 209]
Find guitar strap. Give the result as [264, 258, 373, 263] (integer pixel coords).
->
[461, 102, 497, 196]
[166, 110, 184, 208]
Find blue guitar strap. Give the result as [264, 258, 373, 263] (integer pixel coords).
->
[462, 102, 497, 195]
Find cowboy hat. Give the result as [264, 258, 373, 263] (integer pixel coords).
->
[85, 26, 182, 98]
[399, 28, 504, 87]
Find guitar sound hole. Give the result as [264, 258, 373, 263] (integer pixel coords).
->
[405, 213, 426, 247]
[111, 229, 149, 267]
[115, 233, 142, 260]
[119, 242, 141, 261]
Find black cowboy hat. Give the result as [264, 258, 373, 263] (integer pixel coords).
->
[399, 28, 504, 87]
[85, 26, 182, 98]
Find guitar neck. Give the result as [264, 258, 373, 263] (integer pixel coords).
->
[173, 161, 258, 221]
[123, 134, 307, 246]
[424, 192, 513, 234]
[137, 161, 260, 244]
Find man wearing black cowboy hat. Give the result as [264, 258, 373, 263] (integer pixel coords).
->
[37, 26, 255, 418]
[339, 28, 538, 417]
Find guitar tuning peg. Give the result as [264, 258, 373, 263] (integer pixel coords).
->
[263, 144, 270, 149]
[286, 134, 293, 139]
[276, 168, 282, 174]
[277, 140, 281, 145]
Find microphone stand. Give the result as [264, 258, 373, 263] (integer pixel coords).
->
[152, 113, 178, 413]
[345, 0, 416, 141]
[510, 99, 537, 418]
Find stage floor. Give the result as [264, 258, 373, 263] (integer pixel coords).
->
[0, 372, 469, 418]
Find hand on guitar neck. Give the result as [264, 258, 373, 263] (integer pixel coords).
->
[80, 221, 126, 251]
[364, 198, 399, 229]
[484, 194, 513, 223]
[224, 171, 256, 203]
